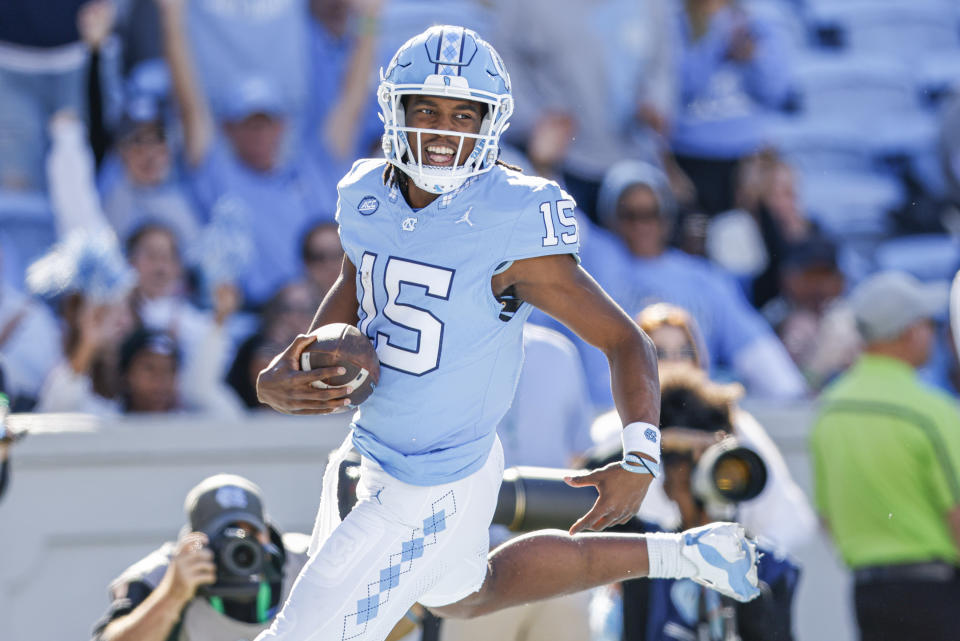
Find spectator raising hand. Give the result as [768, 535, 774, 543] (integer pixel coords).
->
[158, 0, 337, 306]
[527, 112, 576, 179]
[321, 0, 384, 160]
[77, 0, 116, 51]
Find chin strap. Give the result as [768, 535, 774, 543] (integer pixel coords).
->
[208, 581, 273, 623]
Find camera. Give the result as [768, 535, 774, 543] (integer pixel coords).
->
[203, 526, 273, 599]
[690, 436, 767, 519]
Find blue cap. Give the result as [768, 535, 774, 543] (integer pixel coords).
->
[219, 76, 287, 122]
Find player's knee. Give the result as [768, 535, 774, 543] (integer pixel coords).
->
[426, 582, 496, 620]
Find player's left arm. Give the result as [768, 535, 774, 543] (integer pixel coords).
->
[495, 254, 660, 534]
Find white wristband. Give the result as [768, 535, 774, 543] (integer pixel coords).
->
[622, 421, 661, 463]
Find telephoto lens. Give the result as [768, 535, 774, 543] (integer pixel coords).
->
[692, 437, 767, 517]
[337, 456, 601, 532]
[493, 466, 599, 531]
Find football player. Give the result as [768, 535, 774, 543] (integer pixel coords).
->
[255, 26, 758, 641]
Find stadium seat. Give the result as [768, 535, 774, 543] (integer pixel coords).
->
[799, 171, 904, 236]
[806, 1, 960, 62]
[768, 109, 937, 180]
[741, 0, 810, 53]
[916, 53, 960, 108]
[768, 115, 878, 175]
[874, 234, 960, 282]
[792, 54, 916, 123]
[0, 191, 57, 290]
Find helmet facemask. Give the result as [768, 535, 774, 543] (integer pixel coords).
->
[379, 74, 513, 195]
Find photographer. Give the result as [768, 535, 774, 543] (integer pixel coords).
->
[91, 474, 310, 641]
[603, 364, 799, 641]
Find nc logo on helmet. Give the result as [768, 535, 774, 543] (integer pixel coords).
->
[358, 196, 379, 216]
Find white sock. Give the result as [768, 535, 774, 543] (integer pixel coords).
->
[645, 532, 696, 579]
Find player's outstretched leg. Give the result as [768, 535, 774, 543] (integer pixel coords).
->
[431, 521, 760, 620]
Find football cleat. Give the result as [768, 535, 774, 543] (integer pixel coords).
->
[681, 522, 761, 602]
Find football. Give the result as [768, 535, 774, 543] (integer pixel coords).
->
[299, 323, 380, 406]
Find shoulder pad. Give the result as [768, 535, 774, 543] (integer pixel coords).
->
[496, 168, 580, 262]
[337, 158, 388, 192]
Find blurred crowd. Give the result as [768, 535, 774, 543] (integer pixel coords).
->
[3, 1, 960, 640]
[2, 0, 960, 418]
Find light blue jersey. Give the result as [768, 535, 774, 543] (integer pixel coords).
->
[336, 159, 579, 485]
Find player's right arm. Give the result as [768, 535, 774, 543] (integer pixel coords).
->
[98, 534, 214, 641]
[255, 256, 361, 414]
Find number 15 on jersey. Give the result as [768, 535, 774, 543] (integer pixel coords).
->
[357, 253, 454, 376]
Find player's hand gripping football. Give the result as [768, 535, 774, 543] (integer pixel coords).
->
[256, 334, 354, 415]
[564, 461, 654, 534]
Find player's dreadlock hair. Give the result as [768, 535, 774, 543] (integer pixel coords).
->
[382, 157, 522, 189]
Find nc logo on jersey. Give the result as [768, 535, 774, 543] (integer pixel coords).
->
[402, 217, 418, 232]
[644, 428, 658, 443]
[358, 196, 379, 216]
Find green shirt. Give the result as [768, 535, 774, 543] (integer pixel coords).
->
[810, 354, 960, 568]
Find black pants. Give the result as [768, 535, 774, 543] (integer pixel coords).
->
[561, 170, 602, 225]
[854, 577, 960, 641]
[674, 154, 741, 216]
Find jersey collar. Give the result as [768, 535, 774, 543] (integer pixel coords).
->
[387, 173, 480, 213]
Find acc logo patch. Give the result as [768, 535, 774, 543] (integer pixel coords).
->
[358, 196, 379, 216]
[644, 428, 658, 443]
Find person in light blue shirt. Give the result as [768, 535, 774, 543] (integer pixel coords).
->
[672, 0, 792, 214]
[184, 0, 309, 124]
[497, 323, 594, 470]
[99, 91, 202, 249]
[158, 0, 337, 306]
[302, 0, 385, 185]
[566, 160, 807, 407]
[254, 25, 758, 641]
[493, 0, 679, 220]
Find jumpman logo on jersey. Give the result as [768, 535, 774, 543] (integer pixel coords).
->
[372, 487, 384, 505]
[455, 206, 474, 227]
[402, 217, 417, 232]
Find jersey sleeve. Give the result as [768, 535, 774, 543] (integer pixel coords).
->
[334, 159, 385, 267]
[333, 158, 374, 226]
[501, 181, 580, 263]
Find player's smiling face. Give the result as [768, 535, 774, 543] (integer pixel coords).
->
[404, 95, 484, 167]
